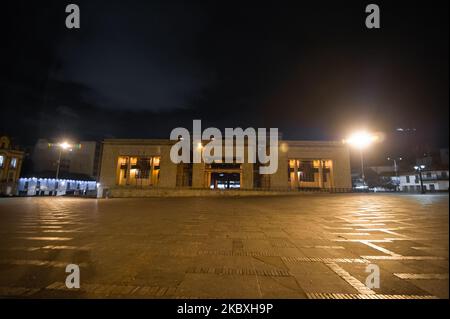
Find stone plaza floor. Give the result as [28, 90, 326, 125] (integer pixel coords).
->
[0, 193, 448, 299]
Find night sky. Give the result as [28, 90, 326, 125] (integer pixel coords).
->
[2, 0, 449, 164]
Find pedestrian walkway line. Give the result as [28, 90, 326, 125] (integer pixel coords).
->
[281, 257, 368, 263]
[362, 255, 445, 261]
[384, 237, 435, 241]
[46, 282, 178, 297]
[198, 250, 277, 257]
[355, 229, 408, 238]
[359, 240, 401, 257]
[344, 224, 385, 227]
[332, 233, 371, 236]
[325, 262, 376, 295]
[297, 245, 345, 250]
[411, 246, 447, 251]
[0, 286, 40, 297]
[0, 259, 88, 268]
[394, 273, 449, 280]
[332, 239, 392, 243]
[185, 266, 291, 277]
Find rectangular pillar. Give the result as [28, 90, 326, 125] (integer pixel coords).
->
[192, 163, 205, 188]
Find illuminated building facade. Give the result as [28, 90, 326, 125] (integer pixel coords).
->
[0, 136, 24, 196]
[98, 139, 352, 197]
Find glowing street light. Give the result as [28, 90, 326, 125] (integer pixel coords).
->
[343, 131, 379, 189]
[59, 142, 71, 150]
[343, 131, 378, 150]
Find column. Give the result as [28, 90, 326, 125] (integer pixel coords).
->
[318, 160, 323, 188]
[126, 157, 131, 185]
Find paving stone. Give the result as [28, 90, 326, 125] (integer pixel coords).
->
[0, 194, 447, 298]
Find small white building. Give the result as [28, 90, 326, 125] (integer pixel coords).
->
[18, 177, 97, 196]
[397, 170, 449, 192]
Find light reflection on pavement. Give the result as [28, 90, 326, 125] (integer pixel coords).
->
[0, 194, 448, 299]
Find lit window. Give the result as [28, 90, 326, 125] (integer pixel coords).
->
[0, 155, 4, 168]
[153, 157, 160, 166]
[10, 158, 17, 168]
[299, 160, 316, 182]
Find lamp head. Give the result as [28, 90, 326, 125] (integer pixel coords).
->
[344, 131, 378, 150]
[59, 142, 71, 150]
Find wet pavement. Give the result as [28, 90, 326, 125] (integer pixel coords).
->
[0, 193, 448, 299]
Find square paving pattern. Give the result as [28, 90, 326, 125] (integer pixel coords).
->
[0, 194, 448, 299]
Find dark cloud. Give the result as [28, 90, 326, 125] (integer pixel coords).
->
[54, 0, 210, 111]
[2, 0, 448, 161]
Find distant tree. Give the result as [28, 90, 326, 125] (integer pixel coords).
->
[365, 169, 397, 190]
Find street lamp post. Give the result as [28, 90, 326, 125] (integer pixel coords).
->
[359, 148, 365, 186]
[414, 165, 426, 194]
[344, 131, 378, 190]
[56, 147, 63, 180]
[387, 157, 402, 191]
[51, 142, 73, 180]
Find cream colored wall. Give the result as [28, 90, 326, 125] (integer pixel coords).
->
[99, 141, 174, 188]
[240, 143, 254, 189]
[269, 144, 289, 189]
[284, 142, 352, 189]
[98, 144, 117, 187]
[99, 139, 352, 191]
[192, 163, 206, 188]
[331, 147, 352, 189]
[241, 163, 254, 189]
[158, 145, 177, 188]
